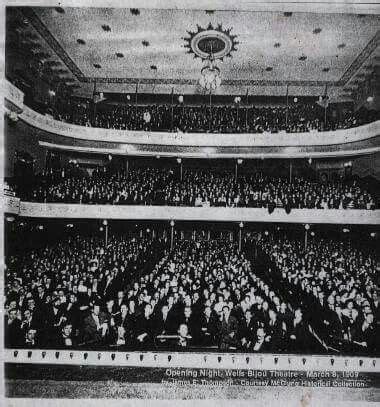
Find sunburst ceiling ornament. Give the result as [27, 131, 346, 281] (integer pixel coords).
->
[183, 22, 238, 61]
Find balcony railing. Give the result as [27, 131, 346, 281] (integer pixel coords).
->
[21, 104, 380, 148]
[5, 79, 379, 157]
[4, 199, 380, 224]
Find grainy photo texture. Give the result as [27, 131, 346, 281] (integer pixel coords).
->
[2, 2, 380, 405]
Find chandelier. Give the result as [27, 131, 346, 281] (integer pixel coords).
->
[184, 23, 238, 92]
[199, 57, 222, 91]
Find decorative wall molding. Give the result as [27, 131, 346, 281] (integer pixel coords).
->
[21, 7, 85, 81]
[16, 203, 380, 224]
[340, 30, 380, 85]
[82, 77, 339, 87]
[5, 80, 25, 111]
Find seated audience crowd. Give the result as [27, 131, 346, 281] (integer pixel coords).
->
[54, 101, 379, 134]
[5, 233, 318, 352]
[22, 165, 376, 210]
[4, 230, 378, 354]
[256, 233, 379, 353]
[4, 234, 166, 349]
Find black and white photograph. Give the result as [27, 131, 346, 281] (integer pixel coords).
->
[2, 1, 380, 405]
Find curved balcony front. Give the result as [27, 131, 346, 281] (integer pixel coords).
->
[21, 106, 380, 159]
[4, 198, 380, 225]
[5, 80, 380, 159]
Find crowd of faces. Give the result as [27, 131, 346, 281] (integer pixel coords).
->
[257, 233, 379, 353]
[5, 233, 317, 352]
[4, 230, 378, 354]
[23, 166, 376, 210]
[54, 101, 379, 134]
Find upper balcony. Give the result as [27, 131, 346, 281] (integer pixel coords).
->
[5, 79, 380, 159]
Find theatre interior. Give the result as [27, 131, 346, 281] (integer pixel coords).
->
[3, 5, 380, 399]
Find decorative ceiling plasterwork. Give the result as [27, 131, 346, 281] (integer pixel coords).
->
[183, 23, 238, 61]
[19, 7, 380, 93]
[81, 77, 338, 86]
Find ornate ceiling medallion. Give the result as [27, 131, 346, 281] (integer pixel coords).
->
[183, 23, 238, 61]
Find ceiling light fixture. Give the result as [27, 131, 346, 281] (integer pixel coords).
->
[184, 23, 238, 92]
[199, 55, 222, 91]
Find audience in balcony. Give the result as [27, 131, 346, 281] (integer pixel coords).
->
[22, 165, 377, 210]
[54, 101, 379, 134]
[4, 231, 378, 354]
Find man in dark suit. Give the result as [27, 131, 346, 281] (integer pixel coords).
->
[166, 296, 180, 331]
[178, 306, 198, 342]
[371, 291, 379, 325]
[135, 303, 154, 348]
[20, 309, 40, 340]
[114, 290, 126, 312]
[331, 305, 351, 341]
[351, 313, 377, 352]
[218, 305, 239, 350]
[64, 293, 81, 332]
[321, 296, 338, 334]
[191, 292, 203, 318]
[114, 300, 136, 345]
[175, 323, 192, 349]
[44, 297, 66, 343]
[239, 309, 257, 349]
[286, 308, 311, 353]
[199, 306, 218, 346]
[99, 270, 118, 301]
[5, 309, 23, 347]
[24, 329, 38, 348]
[252, 327, 272, 352]
[82, 304, 110, 346]
[265, 309, 285, 351]
[16, 289, 28, 312]
[154, 305, 176, 337]
[35, 285, 47, 308]
[26, 298, 44, 331]
[54, 323, 76, 348]
[277, 302, 292, 332]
